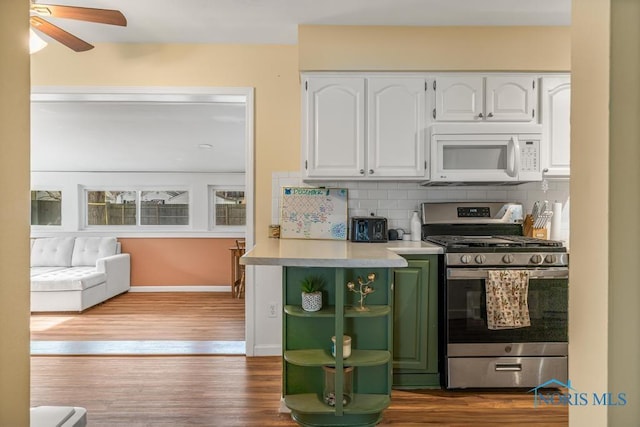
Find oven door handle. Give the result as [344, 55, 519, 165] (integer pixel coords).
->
[447, 268, 569, 280]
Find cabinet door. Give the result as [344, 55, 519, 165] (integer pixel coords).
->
[393, 258, 436, 372]
[541, 76, 571, 177]
[434, 76, 483, 121]
[303, 77, 365, 178]
[485, 76, 537, 121]
[367, 78, 427, 178]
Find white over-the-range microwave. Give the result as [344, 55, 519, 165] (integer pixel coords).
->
[423, 124, 544, 185]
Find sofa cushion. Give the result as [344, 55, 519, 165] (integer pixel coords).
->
[30, 237, 75, 267]
[30, 266, 67, 277]
[71, 237, 118, 267]
[31, 267, 107, 292]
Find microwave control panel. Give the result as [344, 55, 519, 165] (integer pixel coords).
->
[519, 139, 540, 172]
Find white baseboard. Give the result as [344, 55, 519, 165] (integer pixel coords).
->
[251, 344, 282, 357]
[129, 285, 231, 293]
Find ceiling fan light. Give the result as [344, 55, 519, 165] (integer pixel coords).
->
[31, 5, 52, 16]
[29, 28, 48, 54]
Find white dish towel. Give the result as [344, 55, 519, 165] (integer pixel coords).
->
[485, 270, 531, 330]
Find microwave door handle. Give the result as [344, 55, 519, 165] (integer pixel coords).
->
[507, 136, 520, 178]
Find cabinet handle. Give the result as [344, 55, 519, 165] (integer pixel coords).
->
[360, 169, 365, 175]
[477, 113, 484, 119]
[369, 169, 374, 174]
[487, 112, 494, 118]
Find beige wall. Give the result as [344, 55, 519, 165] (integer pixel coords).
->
[609, 0, 640, 424]
[570, 1, 610, 425]
[299, 25, 570, 71]
[31, 43, 300, 245]
[0, 1, 31, 425]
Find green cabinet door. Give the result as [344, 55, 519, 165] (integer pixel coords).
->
[392, 255, 440, 388]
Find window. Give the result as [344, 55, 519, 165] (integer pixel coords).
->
[31, 190, 62, 226]
[141, 191, 189, 225]
[87, 191, 137, 225]
[214, 190, 245, 226]
[86, 189, 190, 227]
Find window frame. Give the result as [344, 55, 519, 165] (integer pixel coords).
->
[82, 186, 193, 231]
[30, 188, 64, 228]
[209, 185, 247, 232]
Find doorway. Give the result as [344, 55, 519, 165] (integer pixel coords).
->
[29, 86, 255, 355]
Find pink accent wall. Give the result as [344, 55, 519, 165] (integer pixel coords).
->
[119, 238, 241, 287]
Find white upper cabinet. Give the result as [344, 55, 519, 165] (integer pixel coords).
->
[433, 76, 483, 121]
[367, 78, 426, 178]
[302, 75, 427, 180]
[541, 76, 571, 178]
[434, 75, 537, 122]
[303, 77, 365, 178]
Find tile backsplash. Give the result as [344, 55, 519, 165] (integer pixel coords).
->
[272, 172, 570, 243]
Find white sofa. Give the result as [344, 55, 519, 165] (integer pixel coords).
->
[30, 236, 131, 312]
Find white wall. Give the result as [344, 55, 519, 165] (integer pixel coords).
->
[31, 171, 245, 238]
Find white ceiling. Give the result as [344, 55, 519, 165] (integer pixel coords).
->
[31, 98, 246, 172]
[34, 0, 571, 45]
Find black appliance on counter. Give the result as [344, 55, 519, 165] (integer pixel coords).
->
[350, 216, 388, 243]
[421, 202, 569, 389]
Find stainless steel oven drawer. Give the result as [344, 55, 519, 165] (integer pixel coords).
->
[447, 356, 567, 389]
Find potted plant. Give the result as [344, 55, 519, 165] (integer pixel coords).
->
[301, 275, 325, 312]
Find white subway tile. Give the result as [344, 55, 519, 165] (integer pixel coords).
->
[486, 190, 508, 200]
[466, 190, 487, 200]
[358, 200, 379, 210]
[377, 182, 399, 190]
[407, 189, 430, 199]
[368, 190, 389, 200]
[389, 190, 408, 199]
[397, 199, 421, 210]
[386, 209, 409, 220]
[358, 182, 379, 189]
[378, 199, 398, 209]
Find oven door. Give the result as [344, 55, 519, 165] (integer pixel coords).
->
[445, 267, 568, 357]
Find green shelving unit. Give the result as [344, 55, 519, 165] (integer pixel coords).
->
[282, 266, 393, 427]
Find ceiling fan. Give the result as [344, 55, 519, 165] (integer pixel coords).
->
[30, 2, 127, 52]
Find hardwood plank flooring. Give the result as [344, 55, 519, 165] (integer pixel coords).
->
[31, 356, 567, 427]
[30, 292, 245, 341]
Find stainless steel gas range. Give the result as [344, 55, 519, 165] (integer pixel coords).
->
[421, 202, 568, 389]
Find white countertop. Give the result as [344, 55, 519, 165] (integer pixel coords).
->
[240, 239, 442, 268]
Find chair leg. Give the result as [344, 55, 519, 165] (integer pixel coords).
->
[236, 272, 245, 299]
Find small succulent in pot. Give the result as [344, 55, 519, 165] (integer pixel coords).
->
[301, 275, 325, 312]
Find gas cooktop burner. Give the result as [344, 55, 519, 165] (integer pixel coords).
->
[426, 235, 565, 249]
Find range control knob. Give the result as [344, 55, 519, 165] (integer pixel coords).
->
[475, 255, 487, 264]
[502, 254, 515, 264]
[545, 254, 559, 264]
[460, 255, 472, 264]
[530, 254, 544, 265]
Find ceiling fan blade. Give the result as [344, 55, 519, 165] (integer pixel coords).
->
[30, 16, 94, 52]
[31, 3, 127, 26]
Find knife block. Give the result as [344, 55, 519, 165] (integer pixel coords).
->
[524, 214, 548, 239]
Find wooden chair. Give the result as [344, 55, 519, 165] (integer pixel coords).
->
[232, 239, 246, 298]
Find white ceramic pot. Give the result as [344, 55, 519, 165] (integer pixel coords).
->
[302, 291, 322, 312]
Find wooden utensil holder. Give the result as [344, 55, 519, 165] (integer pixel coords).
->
[524, 214, 548, 239]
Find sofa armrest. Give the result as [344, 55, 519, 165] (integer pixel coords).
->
[96, 253, 131, 297]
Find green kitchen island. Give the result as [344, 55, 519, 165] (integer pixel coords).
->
[241, 239, 441, 426]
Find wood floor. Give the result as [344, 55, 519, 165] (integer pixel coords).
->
[29, 292, 567, 426]
[30, 292, 245, 341]
[31, 356, 567, 426]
